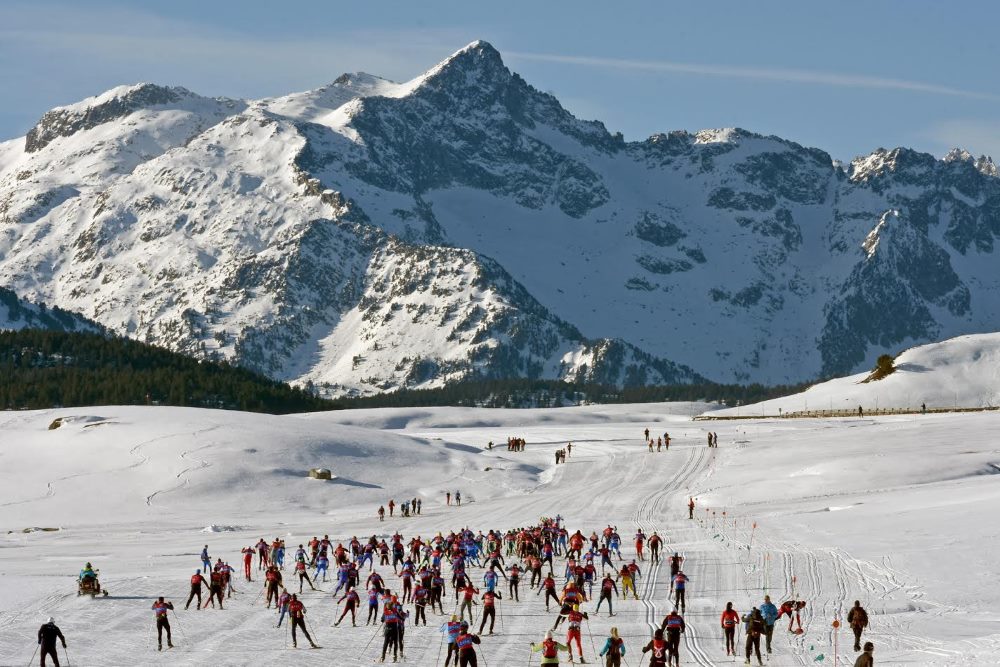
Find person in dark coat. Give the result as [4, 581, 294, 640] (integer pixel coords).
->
[37, 617, 66, 666]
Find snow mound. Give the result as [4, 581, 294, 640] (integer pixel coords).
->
[709, 332, 1000, 416]
[201, 525, 244, 533]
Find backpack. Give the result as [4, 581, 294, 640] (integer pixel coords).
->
[542, 638, 558, 658]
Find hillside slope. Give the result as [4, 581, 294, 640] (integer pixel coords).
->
[710, 332, 1000, 415]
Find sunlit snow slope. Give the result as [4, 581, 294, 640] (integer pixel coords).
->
[2, 404, 998, 665]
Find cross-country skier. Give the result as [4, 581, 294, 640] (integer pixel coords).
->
[648, 533, 662, 562]
[531, 629, 570, 665]
[660, 610, 685, 667]
[264, 565, 282, 607]
[380, 597, 406, 662]
[599, 627, 626, 667]
[641, 628, 669, 667]
[37, 617, 66, 667]
[538, 573, 560, 611]
[721, 602, 740, 656]
[151, 597, 174, 651]
[596, 573, 619, 615]
[365, 586, 381, 625]
[314, 552, 330, 583]
[413, 583, 429, 625]
[688, 498, 695, 519]
[288, 594, 320, 649]
[478, 589, 501, 635]
[743, 608, 765, 666]
[242, 546, 254, 581]
[200, 545, 211, 573]
[759, 595, 778, 653]
[455, 621, 481, 667]
[672, 571, 689, 612]
[185, 569, 208, 610]
[778, 600, 805, 632]
[458, 582, 479, 621]
[334, 588, 359, 627]
[276, 588, 291, 627]
[669, 553, 683, 581]
[202, 569, 224, 609]
[619, 564, 638, 600]
[294, 558, 317, 593]
[564, 605, 589, 663]
[440, 615, 462, 667]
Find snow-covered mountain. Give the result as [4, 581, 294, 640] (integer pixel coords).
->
[2, 41, 999, 395]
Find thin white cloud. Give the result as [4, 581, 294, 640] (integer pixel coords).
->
[923, 119, 1000, 160]
[507, 51, 1000, 102]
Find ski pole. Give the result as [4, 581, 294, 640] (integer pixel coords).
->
[252, 585, 264, 606]
[27, 644, 39, 667]
[63, 645, 71, 667]
[170, 610, 187, 642]
[359, 622, 383, 659]
[585, 616, 600, 661]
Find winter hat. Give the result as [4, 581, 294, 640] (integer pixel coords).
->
[545, 630, 554, 640]
[47, 617, 54, 624]
[864, 642, 874, 651]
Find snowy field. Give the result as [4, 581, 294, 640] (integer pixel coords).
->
[2, 402, 999, 665]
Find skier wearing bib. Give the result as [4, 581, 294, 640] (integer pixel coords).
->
[478, 589, 501, 635]
[334, 588, 359, 626]
[151, 597, 174, 651]
[721, 602, 740, 656]
[599, 627, 626, 667]
[672, 571, 689, 612]
[441, 615, 462, 667]
[660, 610, 685, 667]
[288, 594, 319, 649]
[185, 570, 208, 610]
[596, 574, 619, 615]
[532, 629, 571, 665]
[565, 605, 589, 663]
[455, 621, 482, 667]
[641, 628, 669, 667]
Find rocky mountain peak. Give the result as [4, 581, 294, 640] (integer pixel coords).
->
[24, 83, 195, 153]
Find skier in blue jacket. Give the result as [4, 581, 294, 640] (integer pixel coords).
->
[759, 595, 779, 654]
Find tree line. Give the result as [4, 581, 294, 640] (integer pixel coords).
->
[336, 377, 809, 410]
[0, 329, 337, 414]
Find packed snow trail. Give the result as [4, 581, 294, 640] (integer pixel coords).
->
[3, 406, 1000, 665]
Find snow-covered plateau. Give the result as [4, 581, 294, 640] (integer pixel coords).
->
[2, 400, 998, 665]
[3, 41, 1000, 395]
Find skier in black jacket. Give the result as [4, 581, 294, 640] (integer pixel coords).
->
[37, 617, 66, 666]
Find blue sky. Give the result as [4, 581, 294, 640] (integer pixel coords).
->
[2, 1, 998, 161]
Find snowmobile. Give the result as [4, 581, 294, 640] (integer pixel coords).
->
[78, 571, 108, 597]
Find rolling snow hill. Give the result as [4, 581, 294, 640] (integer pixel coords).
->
[3, 41, 1000, 395]
[710, 332, 1000, 416]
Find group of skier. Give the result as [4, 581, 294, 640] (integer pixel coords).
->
[51, 473, 878, 666]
